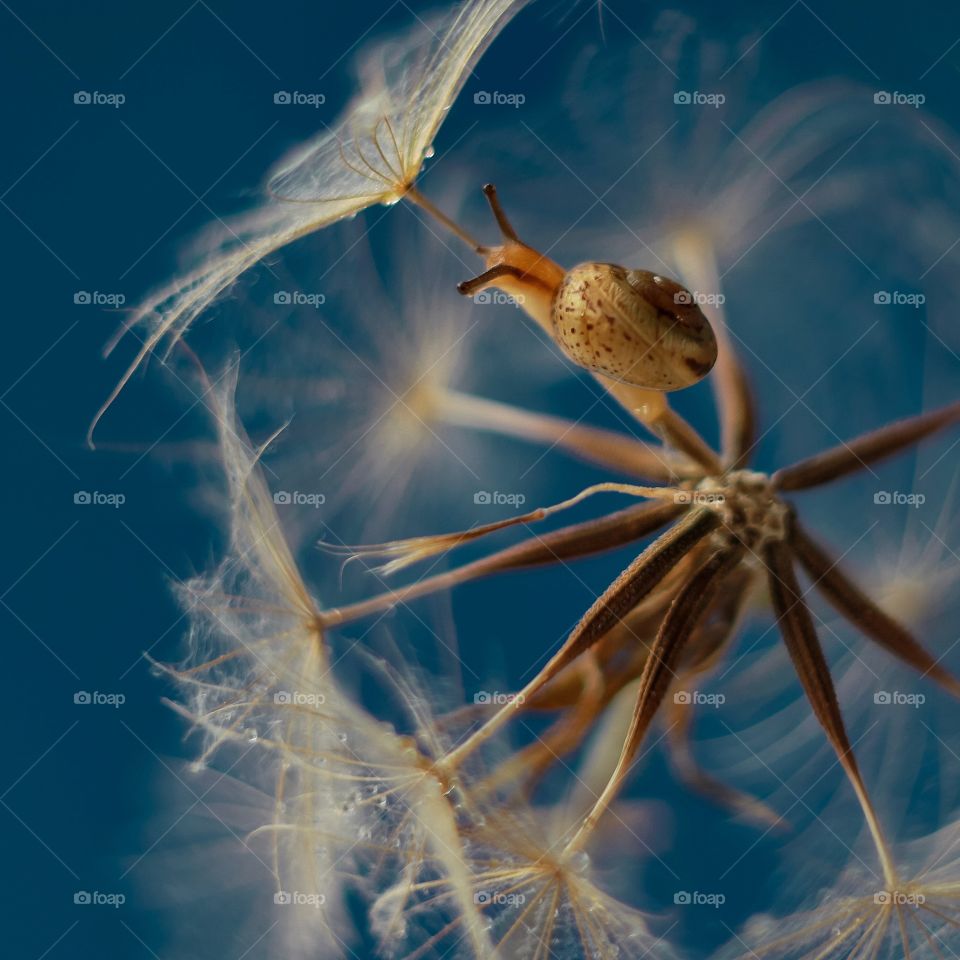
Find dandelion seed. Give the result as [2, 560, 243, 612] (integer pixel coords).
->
[90, 0, 529, 445]
[370, 752, 676, 959]
[160, 370, 515, 957]
[730, 817, 960, 959]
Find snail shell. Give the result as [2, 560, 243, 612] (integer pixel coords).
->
[551, 264, 718, 390]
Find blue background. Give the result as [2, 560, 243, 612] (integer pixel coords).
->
[3, 1, 960, 957]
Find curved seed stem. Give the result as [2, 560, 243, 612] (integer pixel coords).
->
[564, 544, 743, 854]
[327, 481, 681, 576]
[669, 230, 756, 469]
[765, 538, 898, 888]
[321, 500, 686, 627]
[405, 185, 486, 253]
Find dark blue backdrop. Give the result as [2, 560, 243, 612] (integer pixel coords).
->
[4, 1, 960, 957]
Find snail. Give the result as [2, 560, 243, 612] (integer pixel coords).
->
[455, 184, 718, 391]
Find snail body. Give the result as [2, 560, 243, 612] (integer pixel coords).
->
[457, 185, 717, 392]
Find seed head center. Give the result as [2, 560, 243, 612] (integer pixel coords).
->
[695, 470, 789, 552]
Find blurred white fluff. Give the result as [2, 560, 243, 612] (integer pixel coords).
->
[368, 683, 679, 960]
[90, 0, 529, 444]
[728, 815, 960, 959]
[156, 367, 678, 958]
[158, 368, 499, 957]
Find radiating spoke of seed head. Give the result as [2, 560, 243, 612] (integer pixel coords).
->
[667, 227, 756, 470]
[528, 508, 720, 694]
[663, 569, 785, 828]
[565, 543, 744, 852]
[716, 341, 757, 471]
[666, 691, 786, 830]
[773, 400, 960, 491]
[647, 405, 724, 474]
[322, 499, 686, 626]
[327, 481, 679, 575]
[440, 507, 719, 770]
[765, 538, 860, 770]
[790, 520, 960, 697]
[765, 538, 898, 885]
[678, 565, 755, 675]
[434, 388, 689, 482]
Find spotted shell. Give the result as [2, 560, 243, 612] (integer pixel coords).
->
[551, 264, 718, 390]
